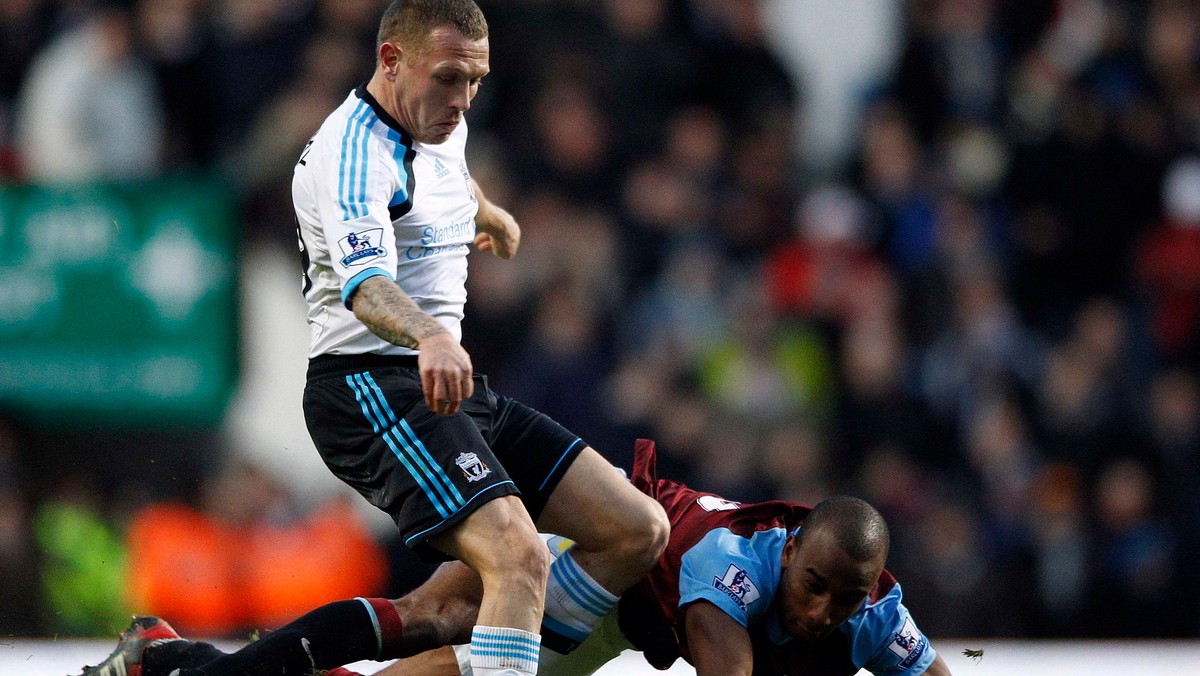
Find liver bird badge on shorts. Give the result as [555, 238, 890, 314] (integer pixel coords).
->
[455, 452, 492, 482]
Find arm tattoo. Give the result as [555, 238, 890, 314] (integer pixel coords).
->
[352, 276, 446, 349]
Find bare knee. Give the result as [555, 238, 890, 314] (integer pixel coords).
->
[441, 497, 549, 599]
[571, 490, 668, 565]
[613, 493, 669, 568]
[538, 448, 669, 572]
[475, 513, 550, 596]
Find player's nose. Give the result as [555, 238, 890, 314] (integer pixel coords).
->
[450, 85, 472, 111]
[805, 598, 834, 632]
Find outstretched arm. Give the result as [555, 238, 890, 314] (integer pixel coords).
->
[471, 179, 520, 259]
[351, 275, 473, 416]
[924, 654, 952, 675]
[685, 601, 754, 676]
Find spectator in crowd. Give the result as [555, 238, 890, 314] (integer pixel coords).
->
[15, 4, 163, 181]
[0, 0, 51, 173]
[1090, 458, 1182, 637]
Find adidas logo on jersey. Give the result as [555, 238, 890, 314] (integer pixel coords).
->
[434, 158, 451, 180]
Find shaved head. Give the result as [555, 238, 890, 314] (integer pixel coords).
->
[377, 0, 488, 54]
[799, 495, 890, 563]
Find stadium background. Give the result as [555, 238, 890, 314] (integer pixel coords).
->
[1, 0, 1199, 671]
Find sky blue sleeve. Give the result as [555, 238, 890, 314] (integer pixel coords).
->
[843, 583, 937, 675]
[677, 528, 779, 628]
[341, 267, 394, 309]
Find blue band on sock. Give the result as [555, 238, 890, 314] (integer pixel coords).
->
[470, 626, 541, 672]
[553, 552, 613, 617]
[541, 614, 589, 644]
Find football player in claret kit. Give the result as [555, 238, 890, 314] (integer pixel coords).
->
[381, 439, 953, 676]
[614, 439, 951, 676]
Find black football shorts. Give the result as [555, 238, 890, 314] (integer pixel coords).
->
[303, 354, 585, 557]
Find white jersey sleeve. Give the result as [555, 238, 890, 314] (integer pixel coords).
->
[293, 87, 477, 358]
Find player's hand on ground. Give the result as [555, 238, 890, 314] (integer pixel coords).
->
[473, 214, 520, 259]
[416, 332, 474, 415]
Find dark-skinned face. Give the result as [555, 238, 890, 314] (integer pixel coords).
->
[776, 526, 885, 640]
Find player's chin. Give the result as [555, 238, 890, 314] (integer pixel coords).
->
[423, 124, 457, 143]
[787, 621, 828, 641]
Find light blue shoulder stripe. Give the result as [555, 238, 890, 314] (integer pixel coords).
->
[338, 101, 369, 220]
[356, 113, 378, 218]
[348, 107, 370, 218]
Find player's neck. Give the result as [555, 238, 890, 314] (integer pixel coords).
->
[364, 71, 409, 136]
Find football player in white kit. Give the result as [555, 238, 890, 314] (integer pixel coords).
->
[77, 3, 667, 676]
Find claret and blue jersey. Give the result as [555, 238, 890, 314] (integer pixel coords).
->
[623, 439, 937, 676]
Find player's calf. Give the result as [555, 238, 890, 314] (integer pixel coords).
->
[432, 495, 549, 676]
[390, 561, 483, 652]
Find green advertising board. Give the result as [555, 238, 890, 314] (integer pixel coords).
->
[0, 177, 239, 427]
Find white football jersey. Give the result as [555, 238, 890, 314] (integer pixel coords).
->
[292, 86, 478, 357]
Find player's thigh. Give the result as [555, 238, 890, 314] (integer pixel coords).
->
[484, 395, 587, 521]
[534, 446, 666, 551]
[483, 394, 665, 551]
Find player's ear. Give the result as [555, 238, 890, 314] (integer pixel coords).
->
[379, 41, 403, 78]
[781, 533, 799, 567]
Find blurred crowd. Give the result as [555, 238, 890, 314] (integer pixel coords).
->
[2, 0, 1199, 641]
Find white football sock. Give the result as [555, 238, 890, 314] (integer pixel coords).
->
[542, 547, 619, 652]
[469, 625, 540, 676]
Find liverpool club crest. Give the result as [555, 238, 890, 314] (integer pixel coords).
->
[455, 452, 491, 482]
